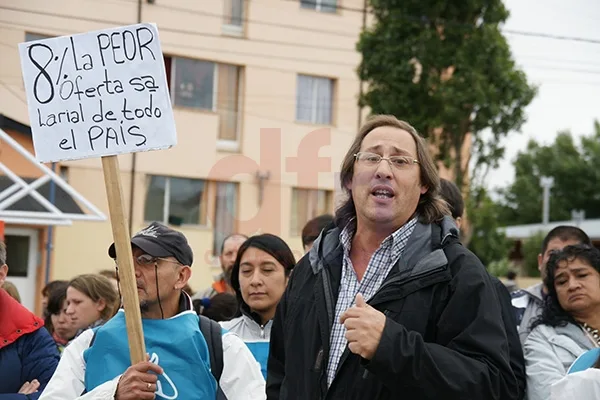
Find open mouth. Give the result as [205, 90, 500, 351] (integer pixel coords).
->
[371, 185, 395, 199]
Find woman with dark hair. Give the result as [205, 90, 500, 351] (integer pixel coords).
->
[45, 282, 78, 354]
[220, 234, 296, 378]
[524, 244, 600, 400]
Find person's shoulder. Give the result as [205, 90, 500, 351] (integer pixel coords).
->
[66, 329, 96, 353]
[221, 330, 249, 354]
[442, 243, 487, 279]
[526, 323, 556, 343]
[220, 316, 243, 331]
[511, 283, 543, 302]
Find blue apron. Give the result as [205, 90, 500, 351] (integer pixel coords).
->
[83, 310, 217, 399]
[244, 341, 269, 379]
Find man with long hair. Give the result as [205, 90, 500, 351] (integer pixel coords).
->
[267, 115, 519, 400]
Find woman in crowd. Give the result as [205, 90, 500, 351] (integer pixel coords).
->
[66, 274, 120, 340]
[221, 234, 296, 378]
[525, 244, 600, 400]
[45, 281, 78, 354]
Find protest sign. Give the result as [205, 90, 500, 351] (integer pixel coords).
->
[18, 23, 177, 364]
[18, 22, 176, 163]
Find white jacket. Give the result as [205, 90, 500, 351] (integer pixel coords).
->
[525, 322, 595, 400]
[39, 321, 266, 400]
[551, 369, 600, 399]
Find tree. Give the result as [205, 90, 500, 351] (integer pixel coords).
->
[499, 121, 600, 225]
[357, 0, 537, 189]
[521, 231, 546, 277]
[467, 185, 512, 267]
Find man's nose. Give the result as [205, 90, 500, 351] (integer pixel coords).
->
[374, 158, 393, 179]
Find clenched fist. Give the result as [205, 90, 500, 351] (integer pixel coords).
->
[340, 293, 386, 360]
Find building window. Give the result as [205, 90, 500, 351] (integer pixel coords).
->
[223, 0, 244, 34]
[217, 64, 242, 143]
[166, 56, 242, 144]
[290, 188, 332, 236]
[144, 175, 207, 226]
[300, 0, 337, 13]
[296, 74, 334, 125]
[172, 57, 216, 110]
[212, 182, 239, 255]
[25, 32, 52, 42]
[58, 166, 69, 183]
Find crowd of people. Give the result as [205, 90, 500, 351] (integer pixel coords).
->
[1, 115, 599, 399]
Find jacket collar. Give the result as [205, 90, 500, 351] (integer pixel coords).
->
[309, 215, 459, 276]
[0, 288, 44, 349]
[553, 323, 597, 351]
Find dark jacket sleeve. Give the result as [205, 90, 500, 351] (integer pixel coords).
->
[266, 275, 290, 400]
[493, 278, 527, 400]
[365, 252, 519, 400]
[0, 328, 61, 400]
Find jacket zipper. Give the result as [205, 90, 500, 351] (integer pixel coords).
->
[320, 267, 336, 399]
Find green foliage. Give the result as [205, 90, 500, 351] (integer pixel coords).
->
[487, 258, 513, 278]
[357, 0, 536, 188]
[498, 121, 600, 225]
[467, 186, 512, 267]
[521, 231, 546, 277]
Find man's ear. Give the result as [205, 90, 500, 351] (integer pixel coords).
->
[177, 266, 192, 289]
[455, 216, 463, 229]
[0, 264, 7, 287]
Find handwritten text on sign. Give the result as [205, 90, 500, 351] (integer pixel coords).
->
[18, 23, 176, 163]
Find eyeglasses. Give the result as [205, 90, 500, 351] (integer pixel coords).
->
[354, 152, 419, 169]
[115, 254, 181, 267]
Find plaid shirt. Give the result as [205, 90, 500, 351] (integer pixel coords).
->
[326, 217, 417, 386]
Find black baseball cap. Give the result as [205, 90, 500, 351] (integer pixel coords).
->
[108, 222, 193, 266]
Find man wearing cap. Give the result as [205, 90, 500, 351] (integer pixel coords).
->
[39, 222, 266, 400]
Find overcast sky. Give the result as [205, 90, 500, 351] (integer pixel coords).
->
[485, 0, 600, 190]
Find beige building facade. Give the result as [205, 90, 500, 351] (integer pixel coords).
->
[0, 0, 372, 312]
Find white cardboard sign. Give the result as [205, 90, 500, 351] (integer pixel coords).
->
[18, 23, 176, 163]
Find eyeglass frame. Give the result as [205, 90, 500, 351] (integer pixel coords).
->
[114, 254, 183, 267]
[353, 151, 420, 169]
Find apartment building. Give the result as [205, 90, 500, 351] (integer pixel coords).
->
[0, 0, 369, 311]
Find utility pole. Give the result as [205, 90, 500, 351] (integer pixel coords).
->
[128, 0, 143, 233]
[540, 176, 554, 225]
[357, 0, 367, 130]
[571, 209, 586, 225]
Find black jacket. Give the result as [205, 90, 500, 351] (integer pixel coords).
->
[492, 276, 526, 399]
[266, 217, 520, 400]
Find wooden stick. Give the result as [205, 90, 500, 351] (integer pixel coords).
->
[102, 155, 146, 364]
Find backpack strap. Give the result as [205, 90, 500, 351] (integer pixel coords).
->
[199, 315, 227, 400]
